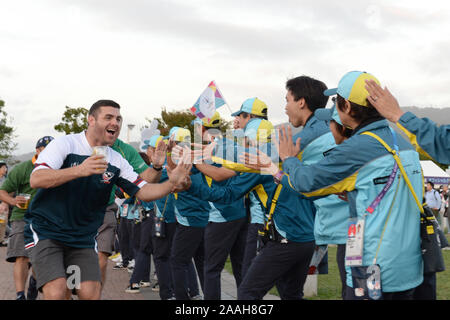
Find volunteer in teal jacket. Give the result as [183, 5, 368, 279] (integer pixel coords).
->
[274, 71, 423, 299]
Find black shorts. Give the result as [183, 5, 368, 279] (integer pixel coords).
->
[29, 239, 101, 291]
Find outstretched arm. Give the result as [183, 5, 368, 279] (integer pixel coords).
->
[366, 79, 450, 164]
[30, 155, 108, 189]
[194, 163, 236, 182]
[187, 172, 261, 204]
[135, 148, 192, 202]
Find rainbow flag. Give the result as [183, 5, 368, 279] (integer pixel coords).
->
[190, 81, 226, 120]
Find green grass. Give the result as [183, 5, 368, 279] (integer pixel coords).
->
[225, 236, 450, 300]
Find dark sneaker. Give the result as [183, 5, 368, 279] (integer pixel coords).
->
[16, 292, 26, 300]
[27, 276, 38, 300]
[125, 283, 140, 294]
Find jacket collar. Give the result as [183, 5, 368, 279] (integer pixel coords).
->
[353, 117, 388, 136]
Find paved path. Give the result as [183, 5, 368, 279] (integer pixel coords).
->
[0, 247, 279, 300]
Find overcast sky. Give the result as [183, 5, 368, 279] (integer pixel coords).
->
[1, 0, 449, 155]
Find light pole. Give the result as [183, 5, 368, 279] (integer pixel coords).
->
[127, 124, 135, 143]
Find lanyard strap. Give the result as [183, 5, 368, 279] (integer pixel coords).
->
[365, 129, 399, 214]
[360, 128, 403, 264]
[159, 196, 169, 218]
[373, 171, 401, 264]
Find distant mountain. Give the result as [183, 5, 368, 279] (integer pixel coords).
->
[7, 152, 34, 170]
[402, 107, 450, 126]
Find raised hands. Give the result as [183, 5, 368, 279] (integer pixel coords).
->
[277, 125, 301, 162]
[365, 79, 404, 123]
[167, 146, 193, 188]
[172, 140, 217, 165]
[239, 148, 279, 175]
[152, 139, 168, 168]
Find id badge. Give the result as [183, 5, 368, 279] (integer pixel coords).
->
[121, 204, 129, 217]
[366, 264, 382, 300]
[345, 218, 365, 266]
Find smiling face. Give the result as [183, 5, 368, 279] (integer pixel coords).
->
[0, 165, 7, 178]
[87, 106, 122, 146]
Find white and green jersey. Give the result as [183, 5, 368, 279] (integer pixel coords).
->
[24, 132, 147, 250]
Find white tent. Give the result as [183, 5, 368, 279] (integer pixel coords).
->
[420, 160, 450, 185]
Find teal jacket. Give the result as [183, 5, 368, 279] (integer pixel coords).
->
[174, 171, 211, 228]
[282, 119, 423, 292]
[397, 111, 450, 165]
[153, 167, 175, 223]
[204, 169, 247, 223]
[188, 172, 315, 243]
[294, 115, 349, 245]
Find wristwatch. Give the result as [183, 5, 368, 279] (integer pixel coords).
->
[152, 165, 163, 171]
[273, 170, 284, 184]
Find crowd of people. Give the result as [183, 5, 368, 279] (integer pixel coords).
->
[0, 70, 449, 300]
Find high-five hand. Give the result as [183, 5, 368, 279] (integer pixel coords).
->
[167, 146, 192, 187]
[240, 149, 279, 175]
[153, 140, 168, 167]
[277, 125, 301, 162]
[365, 79, 404, 123]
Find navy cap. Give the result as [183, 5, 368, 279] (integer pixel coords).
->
[314, 104, 342, 125]
[36, 136, 54, 149]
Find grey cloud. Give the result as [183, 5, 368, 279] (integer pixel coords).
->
[46, 0, 393, 62]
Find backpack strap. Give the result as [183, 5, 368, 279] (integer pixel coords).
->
[263, 183, 283, 231]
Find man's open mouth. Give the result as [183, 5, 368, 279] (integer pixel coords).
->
[106, 129, 117, 136]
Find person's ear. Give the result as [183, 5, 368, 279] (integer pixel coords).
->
[343, 99, 352, 115]
[297, 97, 306, 110]
[87, 114, 96, 127]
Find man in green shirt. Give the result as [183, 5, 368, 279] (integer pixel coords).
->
[97, 136, 167, 291]
[0, 136, 54, 300]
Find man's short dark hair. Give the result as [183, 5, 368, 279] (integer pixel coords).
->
[0, 162, 7, 168]
[89, 100, 121, 118]
[428, 181, 435, 188]
[286, 76, 329, 113]
[138, 152, 150, 166]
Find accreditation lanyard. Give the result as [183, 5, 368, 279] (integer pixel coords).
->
[366, 129, 399, 214]
[345, 128, 399, 267]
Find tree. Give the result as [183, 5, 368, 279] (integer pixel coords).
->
[54, 106, 88, 134]
[0, 99, 17, 161]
